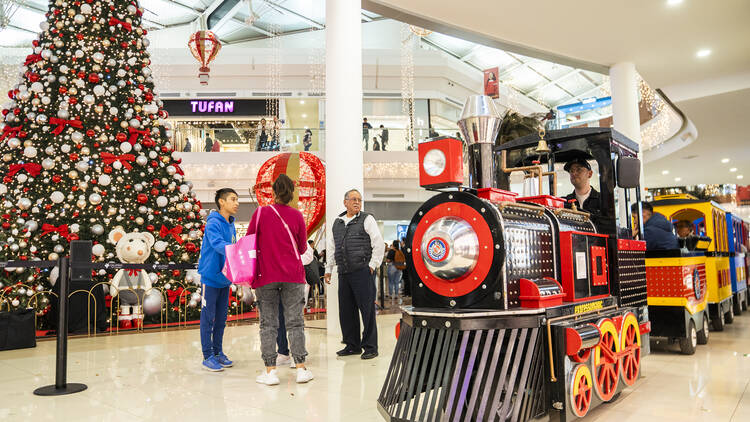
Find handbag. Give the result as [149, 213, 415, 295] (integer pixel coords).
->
[0, 308, 36, 351]
[222, 207, 261, 286]
[394, 249, 407, 271]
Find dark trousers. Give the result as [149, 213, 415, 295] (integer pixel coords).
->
[200, 284, 229, 359]
[339, 267, 378, 353]
[277, 300, 289, 355]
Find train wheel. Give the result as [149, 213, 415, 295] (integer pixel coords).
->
[712, 308, 725, 331]
[570, 364, 593, 418]
[742, 293, 748, 311]
[619, 313, 641, 387]
[679, 320, 697, 355]
[733, 296, 743, 316]
[725, 304, 734, 324]
[593, 319, 620, 401]
[696, 313, 709, 345]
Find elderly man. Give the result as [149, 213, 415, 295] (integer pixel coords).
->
[325, 189, 384, 360]
[563, 157, 601, 215]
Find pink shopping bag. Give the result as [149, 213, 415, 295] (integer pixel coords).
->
[222, 208, 260, 286]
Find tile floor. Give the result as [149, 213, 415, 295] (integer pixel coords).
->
[1, 312, 749, 421]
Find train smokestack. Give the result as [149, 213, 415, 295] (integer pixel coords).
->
[458, 95, 502, 189]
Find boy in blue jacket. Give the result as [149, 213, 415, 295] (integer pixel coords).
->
[198, 188, 239, 371]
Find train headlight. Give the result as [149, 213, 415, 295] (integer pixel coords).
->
[423, 149, 446, 177]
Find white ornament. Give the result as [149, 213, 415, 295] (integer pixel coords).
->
[70, 224, 80, 233]
[119, 142, 132, 153]
[89, 193, 102, 205]
[156, 196, 168, 207]
[92, 244, 105, 256]
[81, 4, 92, 14]
[93, 85, 105, 96]
[154, 241, 167, 252]
[50, 191, 65, 203]
[31, 82, 43, 92]
[75, 161, 89, 172]
[98, 174, 111, 186]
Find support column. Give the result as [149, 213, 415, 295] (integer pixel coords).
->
[610, 62, 645, 188]
[325, 0, 363, 339]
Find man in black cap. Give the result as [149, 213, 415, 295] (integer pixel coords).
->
[563, 158, 601, 215]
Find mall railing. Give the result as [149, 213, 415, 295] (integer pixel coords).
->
[172, 127, 462, 153]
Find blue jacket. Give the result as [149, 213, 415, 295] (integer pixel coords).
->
[198, 211, 237, 288]
[644, 212, 679, 251]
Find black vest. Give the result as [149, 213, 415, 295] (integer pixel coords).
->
[332, 211, 373, 274]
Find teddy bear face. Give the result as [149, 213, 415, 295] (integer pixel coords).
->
[109, 227, 155, 264]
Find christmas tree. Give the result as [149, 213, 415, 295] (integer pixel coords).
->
[0, 0, 205, 327]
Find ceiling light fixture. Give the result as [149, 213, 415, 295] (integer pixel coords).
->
[738, 175, 744, 180]
[300, 100, 305, 104]
[667, 0, 683, 5]
[662, 170, 669, 175]
[730, 168, 737, 172]
[302, 113, 307, 118]
[674, 177, 682, 182]
[696, 49, 712, 58]
[721, 158, 730, 163]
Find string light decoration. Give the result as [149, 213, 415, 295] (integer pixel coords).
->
[637, 75, 678, 150]
[0, 0, 26, 30]
[0, 0, 204, 325]
[265, 22, 281, 118]
[307, 0, 324, 96]
[409, 25, 433, 37]
[400, 23, 416, 150]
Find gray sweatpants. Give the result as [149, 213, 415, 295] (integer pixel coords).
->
[257, 282, 307, 367]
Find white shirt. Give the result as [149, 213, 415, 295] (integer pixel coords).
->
[325, 213, 384, 274]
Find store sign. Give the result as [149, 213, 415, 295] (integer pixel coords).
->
[191, 100, 234, 113]
[162, 99, 274, 117]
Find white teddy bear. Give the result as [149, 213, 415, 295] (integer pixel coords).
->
[108, 227, 155, 329]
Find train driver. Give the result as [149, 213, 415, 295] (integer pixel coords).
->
[563, 158, 601, 216]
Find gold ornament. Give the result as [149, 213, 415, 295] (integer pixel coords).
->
[68, 87, 77, 95]
[56, 21, 64, 29]
[68, 170, 79, 179]
[23, 140, 34, 147]
[134, 105, 141, 112]
[94, 105, 104, 114]
[3, 154, 12, 162]
[120, 121, 129, 129]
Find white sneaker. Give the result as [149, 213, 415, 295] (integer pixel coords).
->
[276, 354, 291, 367]
[296, 367, 314, 384]
[256, 369, 280, 385]
[290, 359, 296, 369]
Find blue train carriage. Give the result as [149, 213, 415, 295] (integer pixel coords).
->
[727, 212, 749, 313]
[378, 95, 650, 422]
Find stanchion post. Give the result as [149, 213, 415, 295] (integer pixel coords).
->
[379, 262, 386, 310]
[34, 256, 88, 396]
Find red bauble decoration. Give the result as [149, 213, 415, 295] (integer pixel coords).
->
[86, 129, 95, 137]
[185, 242, 197, 253]
[137, 194, 148, 204]
[255, 152, 326, 233]
[116, 133, 127, 142]
[165, 250, 174, 258]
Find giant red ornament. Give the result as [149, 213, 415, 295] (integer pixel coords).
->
[254, 152, 326, 233]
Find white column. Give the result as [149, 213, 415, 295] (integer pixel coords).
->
[325, 0, 363, 339]
[609, 62, 645, 188]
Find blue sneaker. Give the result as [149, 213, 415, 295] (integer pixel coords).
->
[215, 353, 234, 368]
[202, 355, 224, 372]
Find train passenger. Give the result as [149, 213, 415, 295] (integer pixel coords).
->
[563, 158, 601, 216]
[630, 202, 680, 250]
[675, 220, 694, 238]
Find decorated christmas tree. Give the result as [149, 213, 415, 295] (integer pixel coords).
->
[0, 0, 205, 327]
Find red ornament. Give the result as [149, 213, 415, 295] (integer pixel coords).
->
[255, 152, 326, 233]
[52, 175, 62, 183]
[103, 166, 112, 174]
[137, 194, 148, 204]
[185, 242, 197, 253]
[165, 250, 174, 258]
[86, 129, 95, 137]
[116, 133, 127, 142]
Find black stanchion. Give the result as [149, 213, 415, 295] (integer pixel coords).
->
[379, 262, 386, 310]
[33, 257, 88, 396]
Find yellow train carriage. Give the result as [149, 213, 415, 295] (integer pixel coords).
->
[651, 194, 734, 331]
[646, 252, 709, 354]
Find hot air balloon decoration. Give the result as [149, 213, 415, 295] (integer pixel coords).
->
[188, 30, 222, 85]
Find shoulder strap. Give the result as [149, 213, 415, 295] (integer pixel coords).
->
[269, 205, 301, 262]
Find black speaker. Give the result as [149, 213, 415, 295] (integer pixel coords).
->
[70, 240, 92, 282]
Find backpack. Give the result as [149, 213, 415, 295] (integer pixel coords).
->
[394, 249, 406, 270]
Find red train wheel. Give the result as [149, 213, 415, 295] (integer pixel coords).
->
[593, 318, 620, 401]
[619, 312, 642, 386]
[570, 364, 593, 418]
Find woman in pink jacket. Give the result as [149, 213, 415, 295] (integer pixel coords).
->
[248, 174, 313, 385]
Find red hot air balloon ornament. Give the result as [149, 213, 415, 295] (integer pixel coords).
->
[188, 30, 222, 85]
[255, 152, 326, 234]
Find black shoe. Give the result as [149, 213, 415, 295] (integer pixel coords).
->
[361, 351, 379, 360]
[337, 348, 361, 356]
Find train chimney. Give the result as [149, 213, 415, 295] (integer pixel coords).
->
[458, 95, 502, 189]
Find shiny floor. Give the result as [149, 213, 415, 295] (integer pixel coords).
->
[1, 312, 749, 422]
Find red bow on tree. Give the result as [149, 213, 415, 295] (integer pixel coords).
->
[173, 159, 185, 176]
[7, 163, 42, 177]
[40, 224, 70, 239]
[24, 54, 43, 66]
[1, 125, 22, 141]
[108, 17, 133, 32]
[159, 225, 184, 244]
[166, 287, 185, 304]
[101, 152, 136, 170]
[127, 127, 151, 145]
[49, 117, 83, 136]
